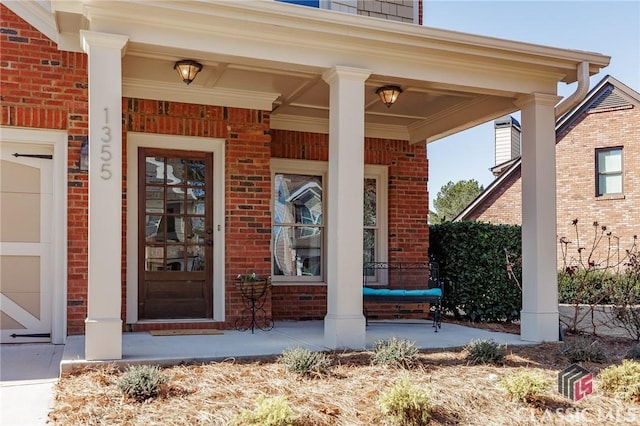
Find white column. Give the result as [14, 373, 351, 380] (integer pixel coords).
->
[321, 66, 371, 349]
[81, 31, 129, 360]
[516, 93, 562, 342]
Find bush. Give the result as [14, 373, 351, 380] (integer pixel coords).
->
[371, 337, 418, 368]
[230, 395, 295, 426]
[498, 371, 550, 403]
[464, 339, 505, 365]
[117, 365, 167, 401]
[561, 337, 605, 363]
[429, 222, 522, 322]
[378, 377, 432, 426]
[279, 348, 332, 376]
[625, 345, 640, 361]
[598, 360, 640, 401]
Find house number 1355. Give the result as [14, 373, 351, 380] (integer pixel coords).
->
[100, 107, 112, 180]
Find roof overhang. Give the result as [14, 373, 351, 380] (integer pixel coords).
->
[5, 0, 611, 143]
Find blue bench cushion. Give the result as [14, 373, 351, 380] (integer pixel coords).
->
[363, 286, 442, 298]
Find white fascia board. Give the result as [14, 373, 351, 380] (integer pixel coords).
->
[122, 78, 279, 111]
[81, 1, 609, 86]
[270, 114, 411, 141]
[2, 0, 58, 43]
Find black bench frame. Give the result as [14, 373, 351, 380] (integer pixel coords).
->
[363, 261, 444, 331]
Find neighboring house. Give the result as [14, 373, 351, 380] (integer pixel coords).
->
[456, 76, 640, 266]
[0, 0, 609, 360]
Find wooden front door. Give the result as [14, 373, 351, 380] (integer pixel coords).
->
[138, 148, 213, 319]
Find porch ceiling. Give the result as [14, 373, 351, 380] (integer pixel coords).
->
[43, 0, 610, 143]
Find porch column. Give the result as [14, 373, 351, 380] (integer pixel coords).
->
[81, 31, 129, 360]
[516, 93, 562, 342]
[322, 66, 371, 349]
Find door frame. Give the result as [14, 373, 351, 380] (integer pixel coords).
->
[0, 126, 68, 344]
[126, 133, 225, 324]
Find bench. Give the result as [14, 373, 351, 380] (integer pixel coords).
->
[363, 261, 444, 331]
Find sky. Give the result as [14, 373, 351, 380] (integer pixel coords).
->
[422, 1, 640, 210]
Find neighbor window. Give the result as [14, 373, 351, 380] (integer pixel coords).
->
[596, 147, 623, 196]
[271, 159, 388, 284]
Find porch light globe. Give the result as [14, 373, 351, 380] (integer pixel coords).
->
[376, 85, 403, 107]
[174, 60, 203, 85]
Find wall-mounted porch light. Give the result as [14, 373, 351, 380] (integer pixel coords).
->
[174, 60, 203, 85]
[376, 85, 403, 107]
[80, 138, 89, 172]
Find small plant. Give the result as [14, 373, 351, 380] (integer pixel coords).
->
[378, 377, 432, 426]
[498, 371, 550, 403]
[371, 337, 418, 368]
[625, 344, 640, 360]
[117, 365, 167, 401]
[464, 339, 505, 365]
[279, 347, 332, 376]
[598, 359, 640, 401]
[230, 395, 295, 426]
[560, 337, 605, 363]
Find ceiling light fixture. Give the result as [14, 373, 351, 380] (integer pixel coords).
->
[174, 60, 203, 85]
[376, 85, 403, 107]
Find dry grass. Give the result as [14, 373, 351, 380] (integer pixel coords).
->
[50, 331, 640, 426]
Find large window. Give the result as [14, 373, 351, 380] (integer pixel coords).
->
[596, 147, 623, 196]
[271, 159, 387, 284]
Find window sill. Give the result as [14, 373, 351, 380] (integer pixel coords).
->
[596, 194, 625, 201]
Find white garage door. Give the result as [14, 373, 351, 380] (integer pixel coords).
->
[0, 142, 54, 343]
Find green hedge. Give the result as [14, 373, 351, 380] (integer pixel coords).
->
[429, 222, 522, 322]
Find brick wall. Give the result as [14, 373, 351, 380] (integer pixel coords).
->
[1, 4, 89, 335]
[123, 100, 272, 329]
[470, 105, 640, 265]
[271, 130, 430, 319]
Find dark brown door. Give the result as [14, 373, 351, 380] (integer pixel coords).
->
[138, 148, 213, 319]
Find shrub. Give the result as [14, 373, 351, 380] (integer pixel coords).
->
[371, 337, 418, 368]
[429, 222, 522, 322]
[279, 348, 332, 376]
[464, 339, 505, 365]
[378, 377, 432, 426]
[117, 365, 167, 401]
[560, 337, 605, 363]
[625, 345, 640, 361]
[598, 360, 640, 401]
[230, 395, 295, 426]
[498, 371, 550, 403]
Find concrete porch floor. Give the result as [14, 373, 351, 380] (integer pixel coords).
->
[61, 320, 529, 373]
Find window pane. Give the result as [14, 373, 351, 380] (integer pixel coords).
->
[363, 229, 375, 264]
[145, 215, 163, 241]
[167, 188, 185, 214]
[273, 225, 322, 277]
[364, 178, 377, 226]
[145, 246, 164, 271]
[186, 160, 206, 186]
[166, 245, 186, 271]
[600, 174, 622, 195]
[145, 186, 164, 213]
[274, 174, 323, 225]
[187, 245, 205, 271]
[146, 157, 164, 184]
[598, 149, 622, 173]
[166, 158, 186, 185]
[185, 188, 206, 215]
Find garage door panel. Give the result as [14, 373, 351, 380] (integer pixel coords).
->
[1, 255, 40, 293]
[0, 193, 40, 242]
[0, 312, 26, 330]
[0, 141, 52, 343]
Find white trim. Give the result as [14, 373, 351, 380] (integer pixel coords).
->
[269, 158, 389, 285]
[0, 126, 68, 344]
[126, 133, 226, 323]
[122, 78, 279, 111]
